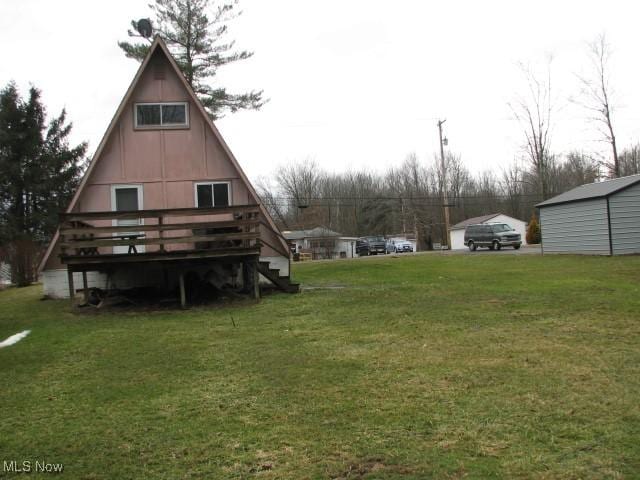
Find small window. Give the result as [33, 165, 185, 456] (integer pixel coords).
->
[115, 187, 140, 211]
[135, 102, 188, 128]
[162, 104, 186, 125]
[136, 105, 161, 126]
[195, 182, 230, 208]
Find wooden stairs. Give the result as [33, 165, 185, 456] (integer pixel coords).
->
[257, 261, 300, 294]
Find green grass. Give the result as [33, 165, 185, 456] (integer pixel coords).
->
[1, 254, 639, 479]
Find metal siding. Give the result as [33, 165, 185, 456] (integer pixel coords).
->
[609, 181, 640, 254]
[540, 198, 610, 254]
[450, 229, 466, 250]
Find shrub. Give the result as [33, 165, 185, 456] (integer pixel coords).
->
[526, 214, 541, 244]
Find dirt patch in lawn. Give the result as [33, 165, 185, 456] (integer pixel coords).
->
[331, 457, 414, 479]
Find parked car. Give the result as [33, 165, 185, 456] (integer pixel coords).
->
[355, 238, 369, 256]
[386, 239, 414, 253]
[356, 236, 386, 256]
[464, 223, 522, 251]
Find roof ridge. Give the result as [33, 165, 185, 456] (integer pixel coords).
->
[537, 173, 640, 208]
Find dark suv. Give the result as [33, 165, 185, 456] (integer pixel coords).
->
[356, 236, 386, 256]
[464, 223, 521, 251]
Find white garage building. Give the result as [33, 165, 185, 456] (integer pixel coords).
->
[449, 213, 528, 250]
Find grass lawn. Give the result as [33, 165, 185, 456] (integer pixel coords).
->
[0, 254, 639, 479]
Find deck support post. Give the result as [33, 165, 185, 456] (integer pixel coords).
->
[242, 258, 260, 300]
[179, 272, 186, 308]
[67, 267, 75, 305]
[82, 271, 89, 304]
[251, 258, 260, 300]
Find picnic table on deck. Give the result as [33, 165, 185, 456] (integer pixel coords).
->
[75, 233, 146, 255]
[116, 233, 146, 254]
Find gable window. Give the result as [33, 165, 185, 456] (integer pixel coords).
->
[134, 102, 189, 128]
[195, 182, 230, 208]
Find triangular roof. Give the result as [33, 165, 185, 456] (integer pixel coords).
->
[450, 213, 501, 231]
[536, 173, 640, 208]
[39, 36, 286, 272]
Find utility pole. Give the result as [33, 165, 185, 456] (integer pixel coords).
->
[438, 119, 451, 249]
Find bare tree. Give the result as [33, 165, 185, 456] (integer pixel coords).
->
[274, 159, 324, 228]
[560, 151, 600, 187]
[255, 177, 290, 228]
[509, 59, 554, 200]
[574, 34, 619, 178]
[500, 162, 525, 220]
[263, 149, 603, 245]
[618, 144, 640, 176]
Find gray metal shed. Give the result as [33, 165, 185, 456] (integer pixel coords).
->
[536, 174, 640, 255]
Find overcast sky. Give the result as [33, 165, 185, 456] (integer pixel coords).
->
[2, 0, 640, 182]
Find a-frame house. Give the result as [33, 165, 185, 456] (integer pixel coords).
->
[39, 37, 296, 304]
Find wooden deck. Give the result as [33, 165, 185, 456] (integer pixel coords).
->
[59, 204, 261, 264]
[58, 205, 264, 303]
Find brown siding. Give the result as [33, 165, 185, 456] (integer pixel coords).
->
[43, 44, 286, 271]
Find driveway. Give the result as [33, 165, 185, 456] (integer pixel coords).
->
[349, 244, 541, 260]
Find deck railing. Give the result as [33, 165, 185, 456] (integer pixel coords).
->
[58, 204, 262, 260]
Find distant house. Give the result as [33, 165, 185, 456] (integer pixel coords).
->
[449, 214, 528, 250]
[283, 227, 358, 260]
[536, 174, 640, 255]
[37, 37, 296, 303]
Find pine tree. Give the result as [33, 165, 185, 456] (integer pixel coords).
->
[0, 82, 87, 286]
[118, 0, 265, 119]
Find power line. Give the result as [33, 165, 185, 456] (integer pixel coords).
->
[259, 194, 546, 200]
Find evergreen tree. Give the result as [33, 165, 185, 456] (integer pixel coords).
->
[526, 214, 541, 245]
[0, 82, 87, 286]
[118, 0, 265, 119]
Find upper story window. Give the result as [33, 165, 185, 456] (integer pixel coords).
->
[195, 182, 230, 208]
[134, 102, 189, 128]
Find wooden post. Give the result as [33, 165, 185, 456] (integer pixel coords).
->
[179, 272, 186, 308]
[245, 218, 250, 249]
[82, 271, 89, 305]
[252, 259, 260, 300]
[159, 215, 165, 252]
[60, 232, 67, 257]
[242, 261, 250, 294]
[67, 267, 75, 305]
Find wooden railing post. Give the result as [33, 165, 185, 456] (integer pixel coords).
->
[254, 214, 260, 250]
[60, 221, 68, 257]
[158, 215, 165, 252]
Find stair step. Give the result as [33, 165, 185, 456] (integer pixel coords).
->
[260, 262, 287, 276]
[285, 283, 300, 293]
[256, 262, 298, 294]
[262, 267, 288, 278]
